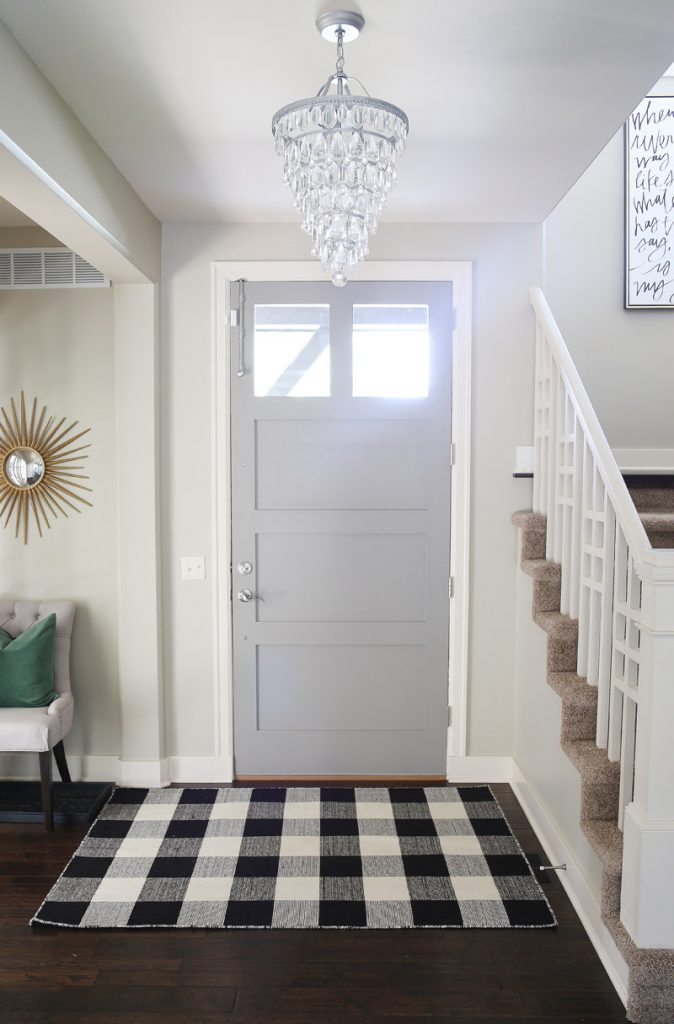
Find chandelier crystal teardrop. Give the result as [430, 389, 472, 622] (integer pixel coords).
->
[272, 10, 409, 287]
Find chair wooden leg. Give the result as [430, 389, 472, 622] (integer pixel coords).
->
[53, 740, 71, 783]
[39, 750, 53, 832]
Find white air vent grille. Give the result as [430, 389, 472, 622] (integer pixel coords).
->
[0, 252, 11, 288]
[45, 250, 75, 285]
[75, 254, 105, 285]
[0, 248, 108, 289]
[13, 251, 43, 286]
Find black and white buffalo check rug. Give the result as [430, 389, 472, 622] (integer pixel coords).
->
[31, 785, 556, 930]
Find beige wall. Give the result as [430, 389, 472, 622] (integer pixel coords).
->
[543, 79, 674, 449]
[162, 222, 542, 762]
[0, 287, 120, 762]
[0, 226, 61, 248]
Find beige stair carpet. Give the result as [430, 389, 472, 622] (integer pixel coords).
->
[625, 477, 674, 549]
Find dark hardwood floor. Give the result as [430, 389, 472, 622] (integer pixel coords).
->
[0, 783, 628, 1023]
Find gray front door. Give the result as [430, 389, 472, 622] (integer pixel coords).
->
[230, 280, 452, 775]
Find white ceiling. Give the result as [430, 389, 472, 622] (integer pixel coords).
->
[0, 0, 673, 224]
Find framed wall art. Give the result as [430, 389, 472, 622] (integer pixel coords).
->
[625, 95, 674, 309]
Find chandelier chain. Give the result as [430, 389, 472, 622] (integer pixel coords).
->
[335, 28, 345, 75]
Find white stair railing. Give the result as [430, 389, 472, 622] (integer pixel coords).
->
[531, 287, 674, 948]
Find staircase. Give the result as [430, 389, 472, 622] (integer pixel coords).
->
[513, 510, 674, 1023]
[512, 289, 674, 1024]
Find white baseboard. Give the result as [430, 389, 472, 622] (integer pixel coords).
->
[78, 754, 121, 780]
[116, 758, 170, 788]
[0, 752, 232, 786]
[1, 752, 512, 786]
[446, 755, 516, 783]
[613, 448, 674, 474]
[0, 753, 163, 785]
[116, 756, 233, 786]
[168, 755, 233, 784]
[511, 767, 629, 1007]
[0, 751, 119, 782]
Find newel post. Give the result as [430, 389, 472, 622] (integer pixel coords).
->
[620, 555, 674, 948]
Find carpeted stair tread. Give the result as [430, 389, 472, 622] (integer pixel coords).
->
[533, 610, 577, 635]
[535, 613, 579, 674]
[632, 490, 674, 514]
[512, 510, 547, 559]
[548, 671, 598, 742]
[610, 919, 674, 979]
[562, 740, 620, 822]
[512, 509, 547, 530]
[606, 916, 674, 1023]
[522, 558, 562, 614]
[636, 491, 674, 512]
[562, 738, 620, 785]
[582, 819, 623, 873]
[639, 512, 674, 549]
[521, 558, 561, 581]
[547, 670, 596, 706]
[625, 477, 674, 514]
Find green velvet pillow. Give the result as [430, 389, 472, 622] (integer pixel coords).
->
[0, 613, 58, 708]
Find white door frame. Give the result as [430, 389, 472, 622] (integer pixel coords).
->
[212, 260, 472, 780]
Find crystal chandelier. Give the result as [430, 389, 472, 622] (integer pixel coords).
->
[272, 10, 408, 286]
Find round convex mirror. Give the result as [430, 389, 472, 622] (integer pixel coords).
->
[4, 446, 45, 489]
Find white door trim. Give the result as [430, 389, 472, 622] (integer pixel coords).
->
[212, 260, 472, 780]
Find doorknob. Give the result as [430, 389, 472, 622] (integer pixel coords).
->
[237, 589, 264, 603]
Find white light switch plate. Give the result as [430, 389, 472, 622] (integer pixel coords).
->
[181, 556, 205, 581]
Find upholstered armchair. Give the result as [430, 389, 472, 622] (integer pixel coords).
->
[0, 600, 76, 831]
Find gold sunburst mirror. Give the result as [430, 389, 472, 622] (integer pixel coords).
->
[0, 391, 92, 543]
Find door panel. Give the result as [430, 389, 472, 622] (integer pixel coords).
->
[255, 419, 430, 510]
[255, 532, 427, 623]
[256, 645, 427, 732]
[230, 280, 452, 775]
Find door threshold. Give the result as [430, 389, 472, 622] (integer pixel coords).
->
[235, 774, 448, 784]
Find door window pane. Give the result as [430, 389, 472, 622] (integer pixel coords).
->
[352, 305, 429, 397]
[254, 305, 330, 397]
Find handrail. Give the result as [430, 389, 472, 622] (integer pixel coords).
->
[530, 287, 650, 561]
